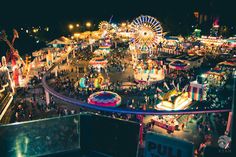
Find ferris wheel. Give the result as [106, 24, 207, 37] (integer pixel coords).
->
[131, 15, 163, 51]
[98, 21, 110, 31]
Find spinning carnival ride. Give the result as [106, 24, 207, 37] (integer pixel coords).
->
[88, 91, 121, 107]
[98, 21, 111, 32]
[131, 15, 163, 52]
[0, 56, 14, 93]
[98, 21, 111, 38]
[131, 15, 165, 83]
[75, 74, 105, 89]
[0, 30, 25, 87]
[156, 82, 192, 110]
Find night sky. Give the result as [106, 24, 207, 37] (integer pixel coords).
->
[0, 0, 236, 56]
[0, 0, 235, 27]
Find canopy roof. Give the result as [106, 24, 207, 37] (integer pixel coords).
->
[218, 58, 236, 67]
[206, 67, 225, 76]
[169, 60, 188, 70]
[48, 36, 73, 45]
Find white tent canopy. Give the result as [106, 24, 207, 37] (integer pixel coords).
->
[48, 36, 73, 45]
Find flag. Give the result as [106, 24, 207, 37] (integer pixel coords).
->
[182, 84, 189, 93]
[156, 87, 163, 92]
[158, 93, 163, 100]
[171, 80, 176, 89]
[163, 82, 169, 90]
[177, 83, 180, 91]
[13, 29, 19, 38]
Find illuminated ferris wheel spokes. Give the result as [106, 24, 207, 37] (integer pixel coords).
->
[131, 15, 163, 51]
[98, 21, 110, 31]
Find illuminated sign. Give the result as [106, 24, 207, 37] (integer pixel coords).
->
[145, 132, 194, 157]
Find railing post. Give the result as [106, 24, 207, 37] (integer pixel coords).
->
[45, 90, 50, 105]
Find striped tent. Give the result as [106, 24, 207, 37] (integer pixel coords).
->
[188, 81, 207, 101]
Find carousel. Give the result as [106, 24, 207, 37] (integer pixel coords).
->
[133, 59, 165, 83]
[97, 36, 111, 55]
[88, 91, 121, 107]
[99, 37, 112, 48]
[89, 57, 108, 72]
[93, 48, 110, 56]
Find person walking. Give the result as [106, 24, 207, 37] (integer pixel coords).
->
[182, 123, 185, 130]
[151, 120, 155, 129]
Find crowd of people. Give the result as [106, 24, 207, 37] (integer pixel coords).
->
[47, 48, 233, 113]
[194, 112, 230, 156]
[4, 34, 234, 157]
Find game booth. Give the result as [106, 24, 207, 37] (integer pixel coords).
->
[223, 38, 236, 49]
[151, 115, 179, 133]
[204, 67, 227, 86]
[217, 58, 236, 70]
[48, 36, 73, 48]
[120, 82, 137, 89]
[198, 36, 225, 47]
